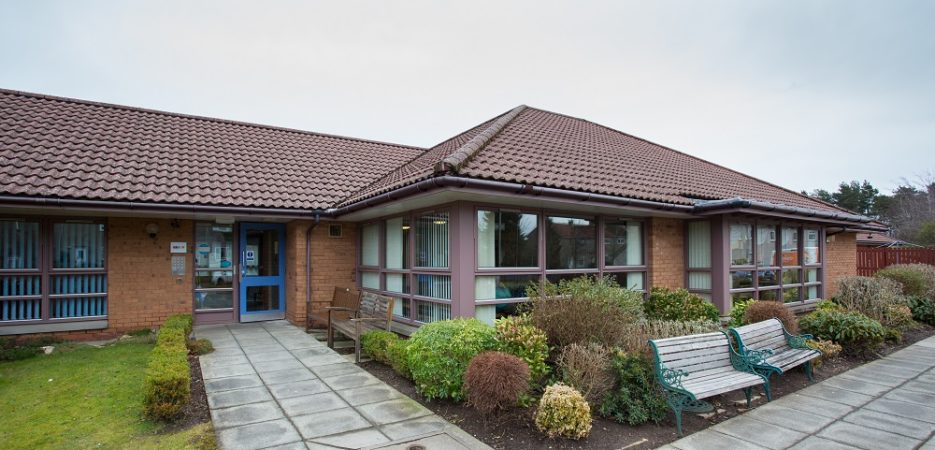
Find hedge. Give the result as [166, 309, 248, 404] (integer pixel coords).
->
[143, 314, 192, 421]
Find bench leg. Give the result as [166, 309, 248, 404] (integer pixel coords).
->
[667, 392, 711, 437]
[763, 378, 772, 402]
[804, 361, 815, 382]
[355, 337, 361, 364]
[743, 387, 753, 407]
[667, 393, 686, 437]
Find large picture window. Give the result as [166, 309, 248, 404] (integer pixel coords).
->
[729, 222, 822, 304]
[546, 216, 596, 270]
[477, 210, 538, 268]
[194, 223, 234, 311]
[1, 218, 108, 325]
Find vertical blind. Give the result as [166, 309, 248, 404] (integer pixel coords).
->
[415, 212, 449, 268]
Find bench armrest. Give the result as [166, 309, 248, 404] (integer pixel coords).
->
[784, 331, 814, 350]
[349, 317, 390, 323]
[659, 366, 689, 390]
[325, 307, 355, 312]
[729, 345, 771, 372]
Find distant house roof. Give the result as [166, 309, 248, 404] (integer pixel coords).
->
[856, 232, 921, 248]
[0, 89, 879, 226]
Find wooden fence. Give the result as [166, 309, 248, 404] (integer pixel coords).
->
[857, 247, 935, 276]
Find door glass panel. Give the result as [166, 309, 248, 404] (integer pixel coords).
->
[196, 290, 233, 310]
[245, 285, 280, 312]
[245, 229, 280, 276]
[195, 271, 233, 289]
[195, 224, 233, 269]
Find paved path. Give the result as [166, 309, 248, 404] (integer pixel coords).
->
[660, 336, 935, 450]
[195, 321, 490, 450]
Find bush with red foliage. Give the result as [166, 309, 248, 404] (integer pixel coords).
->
[743, 300, 798, 333]
[463, 351, 530, 414]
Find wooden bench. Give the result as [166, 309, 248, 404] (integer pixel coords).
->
[326, 291, 395, 363]
[729, 318, 822, 383]
[649, 331, 770, 436]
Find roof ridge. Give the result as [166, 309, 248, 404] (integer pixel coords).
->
[434, 105, 527, 173]
[0, 87, 426, 152]
[520, 105, 858, 215]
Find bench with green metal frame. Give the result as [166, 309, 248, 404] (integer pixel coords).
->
[649, 331, 771, 436]
[729, 318, 821, 383]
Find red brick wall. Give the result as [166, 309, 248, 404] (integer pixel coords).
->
[106, 217, 194, 334]
[825, 232, 857, 299]
[284, 220, 358, 328]
[648, 217, 685, 290]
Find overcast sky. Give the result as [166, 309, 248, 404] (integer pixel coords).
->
[1, 1, 932, 194]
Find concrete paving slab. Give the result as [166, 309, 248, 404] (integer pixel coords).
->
[836, 370, 905, 387]
[210, 400, 284, 429]
[741, 404, 835, 434]
[291, 347, 334, 358]
[305, 443, 344, 450]
[711, 415, 807, 450]
[771, 393, 855, 419]
[819, 376, 891, 396]
[262, 442, 311, 450]
[240, 344, 285, 355]
[207, 385, 273, 409]
[278, 339, 322, 350]
[817, 421, 921, 450]
[787, 436, 860, 450]
[202, 362, 256, 380]
[200, 354, 251, 368]
[310, 428, 391, 448]
[298, 354, 349, 367]
[311, 362, 363, 378]
[842, 408, 934, 440]
[258, 367, 317, 385]
[321, 371, 382, 391]
[379, 415, 449, 441]
[922, 438, 935, 450]
[204, 373, 265, 394]
[278, 392, 349, 417]
[355, 398, 433, 426]
[291, 407, 372, 439]
[245, 350, 297, 363]
[204, 347, 245, 358]
[883, 387, 935, 408]
[863, 397, 935, 423]
[900, 379, 935, 394]
[268, 379, 330, 400]
[669, 430, 769, 450]
[336, 384, 404, 407]
[368, 433, 471, 450]
[796, 383, 875, 407]
[216, 418, 302, 450]
[254, 358, 307, 374]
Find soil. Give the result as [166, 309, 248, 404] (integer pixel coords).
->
[360, 324, 935, 450]
[161, 353, 212, 433]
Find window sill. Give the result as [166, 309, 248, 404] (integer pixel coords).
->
[0, 319, 107, 335]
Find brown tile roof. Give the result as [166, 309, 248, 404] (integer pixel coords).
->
[0, 89, 860, 218]
[0, 89, 423, 209]
[344, 106, 850, 215]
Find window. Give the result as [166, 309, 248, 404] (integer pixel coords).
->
[193, 223, 234, 310]
[477, 210, 538, 268]
[1, 218, 108, 324]
[686, 221, 712, 298]
[358, 210, 451, 324]
[475, 210, 646, 325]
[546, 216, 596, 270]
[729, 222, 822, 304]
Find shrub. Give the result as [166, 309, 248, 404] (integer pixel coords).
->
[806, 339, 842, 368]
[406, 318, 498, 401]
[884, 327, 902, 344]
[876, 264, 935, 299]
[527, 275, 644, 348]
[556, 343, 614, 406]
[883, 304, 915, 331]
[907, 295, 935, 325]
[743, 300, 798, 333]
[835, 276, 907, 323]
[463, 351, 530, 414]
[143, 315, 193, 421]
[729, 299, 754, 327]
[386, 338, 412, 379]
[0, 336, 60, 362]
[535, 383, 592, 439]
[615, 319, 723, 355]
[816, 300, 843, 312]
[644, 287, 720, 323]
[361, 330, 398, 364]
[599, 351, 668, 425]
[188, 338, 214, 355]
[495, 315, 550, 384]
[799, 310, 885, 356]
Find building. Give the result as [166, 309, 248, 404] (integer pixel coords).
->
[0, 89, 885, 337]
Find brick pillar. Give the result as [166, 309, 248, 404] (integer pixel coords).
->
[824, 232, 857, 298]
[648, 217, 685, 290]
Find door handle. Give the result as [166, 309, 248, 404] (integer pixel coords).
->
[239, 251, 245, 282]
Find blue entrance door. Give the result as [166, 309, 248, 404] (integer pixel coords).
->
[239, 223, 286, 322]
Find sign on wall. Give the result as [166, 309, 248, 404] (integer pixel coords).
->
[170, 242, 187, 254]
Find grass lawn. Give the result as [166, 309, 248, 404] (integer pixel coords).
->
[0, 339, 215, 450]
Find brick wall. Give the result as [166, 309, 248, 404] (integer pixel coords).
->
[824, 232, 857, 299]
[106, 217, 194, 334]
[284, 220, 358, 328]
[648, 217, 685, 290]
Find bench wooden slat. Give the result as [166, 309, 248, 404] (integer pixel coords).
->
[328, 291, 396, 363]
[654, 332, 725, 347]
